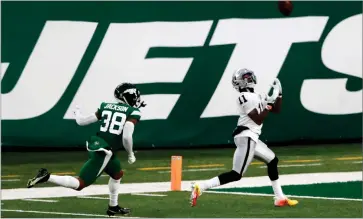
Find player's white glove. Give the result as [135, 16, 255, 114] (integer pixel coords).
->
[267, 79, 281, 104]
[273, 78, 282, 96]
[128, 152, 136, 164]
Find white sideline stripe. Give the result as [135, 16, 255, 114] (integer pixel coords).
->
[2, 171, 361, 200]
[352, 161, 363, 164]
[132, 193, 167, 197]
[203, 171, 362, 190]
[158, 168, 225, 173]
[259, 163, 322, 168]
[1, 179, 20, 182]
[77, 196, 109, 200]
[22, 198, 58, 203]
[205, 191, 363, 202]
[1, 209, 141, 218]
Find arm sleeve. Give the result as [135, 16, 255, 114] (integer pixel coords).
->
[128, 109, 141, 121]
[122, 121, 135, 154]
[75, 109, 99, 126]
[95, 103, 104, 119]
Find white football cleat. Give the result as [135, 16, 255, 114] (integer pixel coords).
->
[190, 182, 202, 207]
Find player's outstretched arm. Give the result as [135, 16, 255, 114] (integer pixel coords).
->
[73, 106, 99, 126]
[122, 119, 138, 164]
[269, 96, 282, 113]
[248, 107, 270, 125]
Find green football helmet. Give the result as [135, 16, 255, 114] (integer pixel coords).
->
[114, 83, 146, 108]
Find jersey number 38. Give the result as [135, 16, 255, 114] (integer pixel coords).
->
[100, 110, 126, 135]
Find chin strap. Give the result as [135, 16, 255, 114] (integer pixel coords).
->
[239, 87, 255, 93]
[137, 101, 147, 108]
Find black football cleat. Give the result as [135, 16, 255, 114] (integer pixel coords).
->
[106, 205, 131, 216]
[27, 168, 50, 188]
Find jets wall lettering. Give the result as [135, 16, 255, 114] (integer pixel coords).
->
[2, 1, 361, 147]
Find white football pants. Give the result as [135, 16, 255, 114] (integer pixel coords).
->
[232, 136, 275, 175]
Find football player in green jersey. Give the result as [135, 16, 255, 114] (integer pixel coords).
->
[27, 83, 146, 216]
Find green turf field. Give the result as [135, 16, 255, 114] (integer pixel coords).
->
[1, 144, 362, 218]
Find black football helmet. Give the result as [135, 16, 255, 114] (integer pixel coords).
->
[114, 83, 146, 108]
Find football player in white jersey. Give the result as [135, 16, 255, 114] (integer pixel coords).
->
[190, 68, 298, 207]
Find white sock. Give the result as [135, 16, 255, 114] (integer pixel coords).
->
[108, 177, 121, 207]
[48, 175, 80, 190]
[271, 179, 285, 199]
[200, 177, 220, 191]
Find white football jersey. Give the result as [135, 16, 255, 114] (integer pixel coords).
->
[235, 91, 265, 142]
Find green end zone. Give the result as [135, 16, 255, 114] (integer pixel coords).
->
[210, 181, 363, 199]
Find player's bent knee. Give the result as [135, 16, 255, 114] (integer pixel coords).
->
[269, 156, 279, 165]
[230, 171, 241, 181]
[218, 170, 241, 185]
[76, 177, 87, 191]
[267, 156, 279, 181]
[111, 170, 124, 180]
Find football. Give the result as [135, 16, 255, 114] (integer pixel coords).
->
[278, 1, 293, 16]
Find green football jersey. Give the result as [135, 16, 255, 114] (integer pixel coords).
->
[94, 102, 141, 151]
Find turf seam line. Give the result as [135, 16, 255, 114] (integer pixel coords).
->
[131, 193, 167, 197]
[1, 179, 20, 182]
[22, 198, 58, 203]
[259, 163, 322, 168]
[77, 196, 109, 200]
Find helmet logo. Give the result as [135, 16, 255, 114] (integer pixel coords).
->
[124, 88, 137, 95]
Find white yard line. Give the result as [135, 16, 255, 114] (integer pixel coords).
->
[77, 196, 109, 200]
[1, 179, 20, 182]
[158, 168, 225, 173]
[22, 198, 58, 203]
[259, 163, 322, 168]
[2, 171, 361, 200]
[204, 191, 362, 202]
[132, 193, 167, 197]
[1, 209, 141, 218]
[352, 161, 363, 164]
